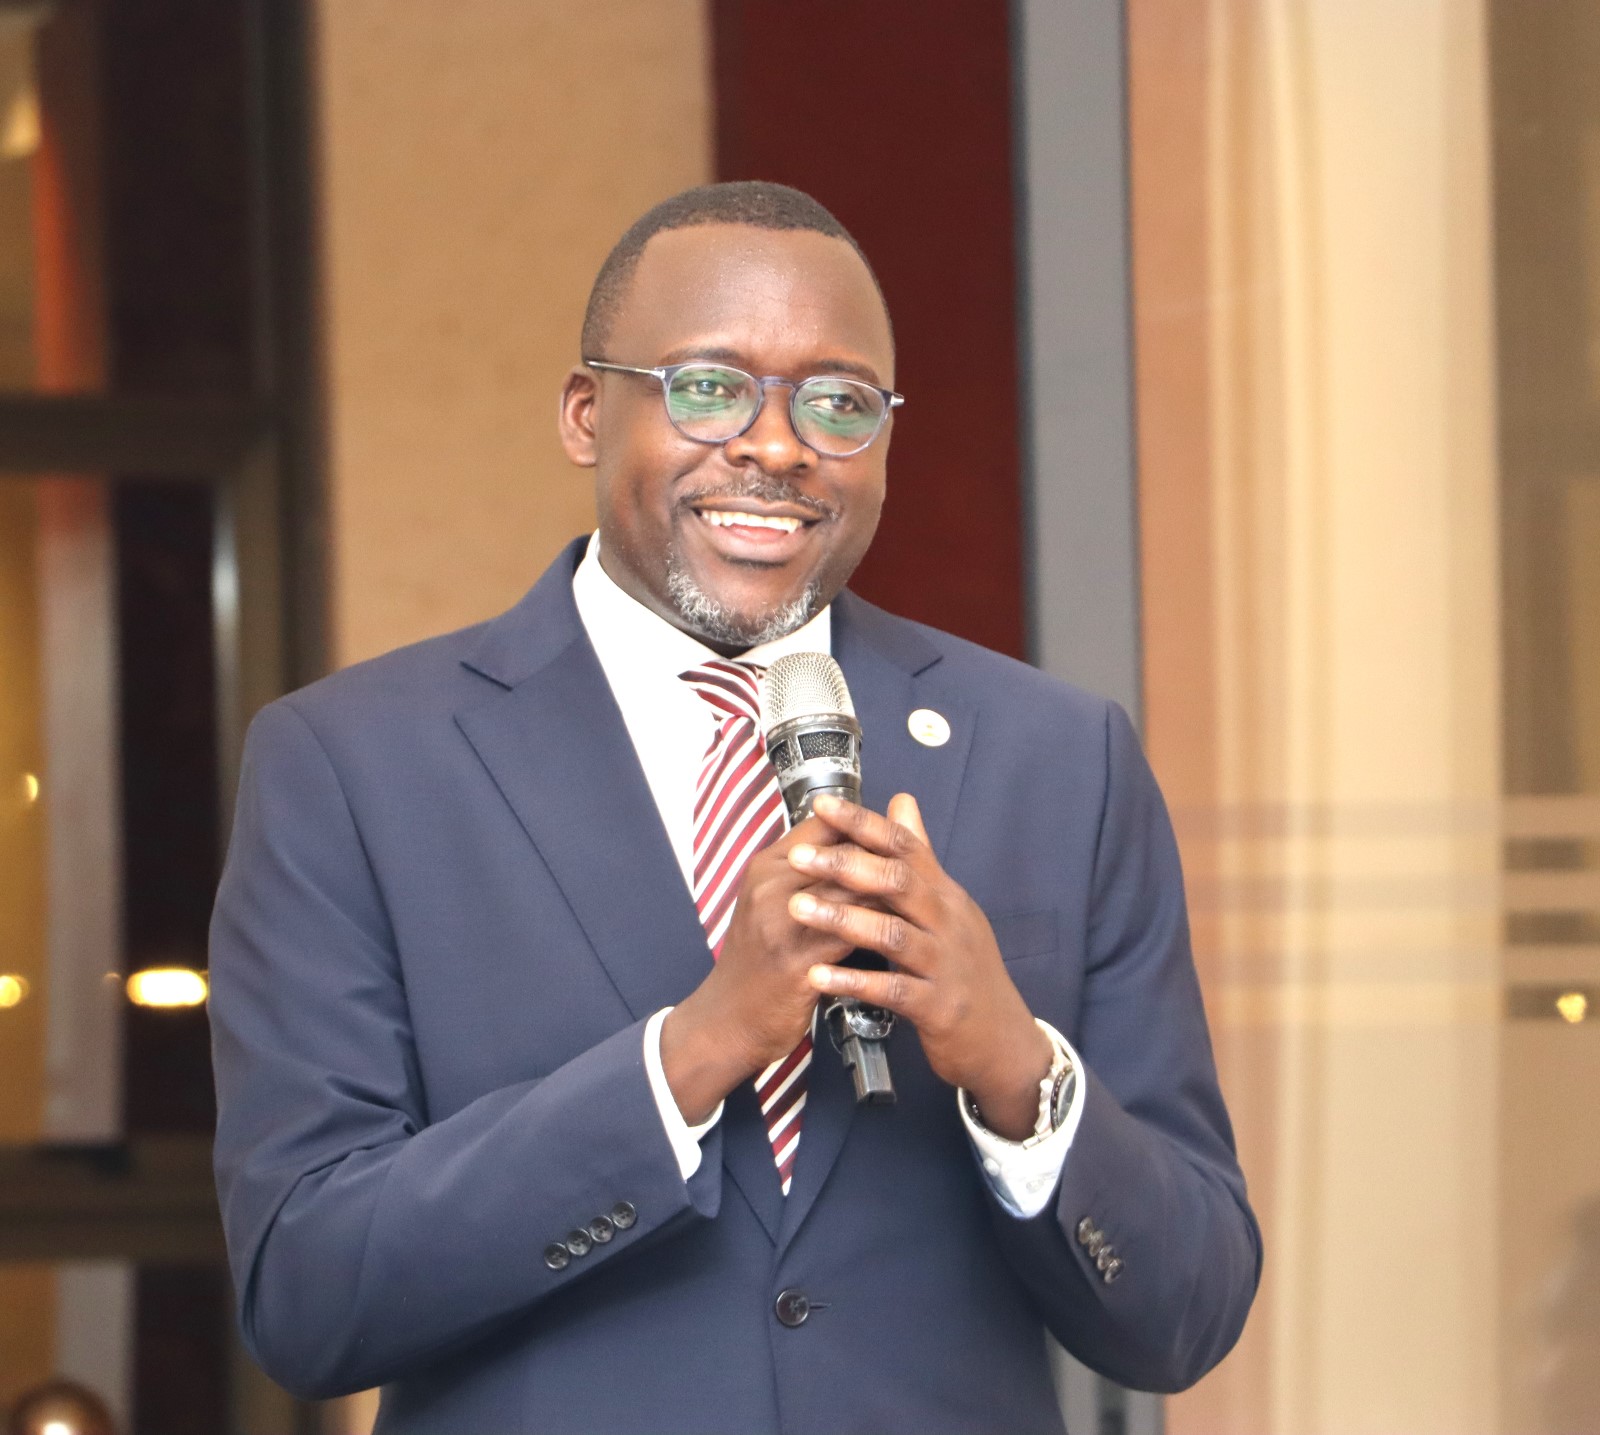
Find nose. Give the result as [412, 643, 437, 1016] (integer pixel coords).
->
[721, 378, 814, 474]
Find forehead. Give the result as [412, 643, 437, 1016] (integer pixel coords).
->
[609, 224, 895, 383]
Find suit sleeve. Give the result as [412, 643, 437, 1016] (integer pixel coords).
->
[209, 699, 723, 1401]
[985, 701, 1262, 1393]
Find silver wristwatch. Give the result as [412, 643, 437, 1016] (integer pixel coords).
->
[962, 1020, 1076, 1146]
[1023, 1023, 1076, 1147]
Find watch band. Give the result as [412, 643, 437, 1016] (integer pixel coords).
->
[1023, 1022, 1076, 1148]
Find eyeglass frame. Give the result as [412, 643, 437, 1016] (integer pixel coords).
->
[582, 358, 905, 458]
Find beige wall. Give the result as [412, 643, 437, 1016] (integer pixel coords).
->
[314, 0, 713, 669]
[310, 8, 711, 1428]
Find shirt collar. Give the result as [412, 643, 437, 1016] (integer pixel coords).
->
[571, 532, 832, 681]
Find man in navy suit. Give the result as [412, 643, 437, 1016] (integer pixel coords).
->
[210, 182, 1260, 1434]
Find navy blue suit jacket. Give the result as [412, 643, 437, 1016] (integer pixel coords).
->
[210, 539, 1260, 1434]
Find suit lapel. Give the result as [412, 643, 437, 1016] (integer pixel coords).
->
[776, 592, 975, 1251]
[455, 544, 784, 1242]
[456, 632, 713, 1022]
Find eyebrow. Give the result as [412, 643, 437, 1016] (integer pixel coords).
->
[656, 344, 887, 387]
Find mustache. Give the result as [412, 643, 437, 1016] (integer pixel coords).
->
[677, 478, 838, 523]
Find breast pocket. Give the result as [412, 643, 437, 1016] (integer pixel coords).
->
[989, 908, 1059, 965]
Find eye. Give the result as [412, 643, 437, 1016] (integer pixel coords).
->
[669, 366, 749, 409]
[809, 389, 864, 414]
[797, 379, 882, 437]
[802, 383, 870, 414]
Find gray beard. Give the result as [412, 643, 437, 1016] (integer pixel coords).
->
[665, 561, 822, 650]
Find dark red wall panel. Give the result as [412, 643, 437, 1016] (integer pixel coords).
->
[713, 0, 1025, 658]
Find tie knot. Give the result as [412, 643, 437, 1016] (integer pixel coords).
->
[680, 660, 765, 728]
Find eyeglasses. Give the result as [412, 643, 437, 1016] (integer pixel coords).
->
[584, 359, 904, 458]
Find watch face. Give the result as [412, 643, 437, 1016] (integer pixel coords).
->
[1050, 1064, 1077, 1128]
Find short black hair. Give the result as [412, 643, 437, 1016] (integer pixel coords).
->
[580, 180, 888, 358]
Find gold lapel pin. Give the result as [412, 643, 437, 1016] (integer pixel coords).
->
[907, 708, 951, 747]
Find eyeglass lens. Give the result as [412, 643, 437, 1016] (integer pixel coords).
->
[663, 365, 887, 455]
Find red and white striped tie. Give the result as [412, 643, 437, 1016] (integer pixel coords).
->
[681, 660, 812, 1195]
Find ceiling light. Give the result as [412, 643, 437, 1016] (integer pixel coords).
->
[0, 974, 30, 1009]
[126, 967, 208, 1009]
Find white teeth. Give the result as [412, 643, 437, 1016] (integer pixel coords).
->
[700, 510, 802, 533]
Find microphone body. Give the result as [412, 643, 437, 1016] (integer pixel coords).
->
[762, 653, 896, 1105]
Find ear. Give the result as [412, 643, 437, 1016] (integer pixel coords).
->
[558, 365, 600, 467]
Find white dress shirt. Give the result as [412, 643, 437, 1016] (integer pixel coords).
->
[570, 533, 1082, 1217]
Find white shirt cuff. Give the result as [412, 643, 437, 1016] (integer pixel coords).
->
[958, 1020, 1087, 1219]
[644, 1007, 724, 1181]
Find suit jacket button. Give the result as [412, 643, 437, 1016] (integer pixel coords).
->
[565, 1229, 593, 1257]
[1076, 1217, 1096, 1247]
[1104, 1256, 1124, 1284]
[588, 1214, 615, 1244]
[543, 1243, 571, 1271]
[775, 1289, 811, 1328]
[611, 1202, 638, 1230]
[1096, 1245, 1115, 1272]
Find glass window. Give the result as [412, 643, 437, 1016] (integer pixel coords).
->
[0, 23, 40, 390]
[0, 0, 311, 1430]
[1127, 4, 1600, 1432]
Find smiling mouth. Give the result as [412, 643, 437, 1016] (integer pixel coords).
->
[684, 504, 823, 565]
[697, 509, 807, 534]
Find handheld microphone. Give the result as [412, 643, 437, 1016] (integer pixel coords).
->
[761, 653, 896, 1105]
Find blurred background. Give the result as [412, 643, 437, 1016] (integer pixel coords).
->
[0, 1, 1594, 1432]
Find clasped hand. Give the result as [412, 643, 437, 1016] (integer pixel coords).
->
[662, 793, 1052, 1139]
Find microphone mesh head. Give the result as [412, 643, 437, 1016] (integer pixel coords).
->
[761, 652, 855, 732]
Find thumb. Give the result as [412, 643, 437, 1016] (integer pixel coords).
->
[887, 792, 930, 845]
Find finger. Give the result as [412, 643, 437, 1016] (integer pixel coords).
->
[773, 812, 847, 852]
[887, 792, 931, 846]
[788, 890, 930, 972]
[749, 817, 845, 881]
[809, 794, 924, 862]
[807, 961, 929, 1021]
[786, 840, 929, 917]
[803, 878, 890, 912]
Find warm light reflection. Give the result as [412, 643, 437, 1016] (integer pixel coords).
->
[1, 83, 39, 160]
[9, 1377, 116, 1435]
[126, 967, 208, 1008]
[1555, 991, 1589, 1025]
[0, 973, 29, 1009]
[22, 771, 40, 804]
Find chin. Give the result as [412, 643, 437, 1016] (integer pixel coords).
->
[665, 563, 822, 650]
